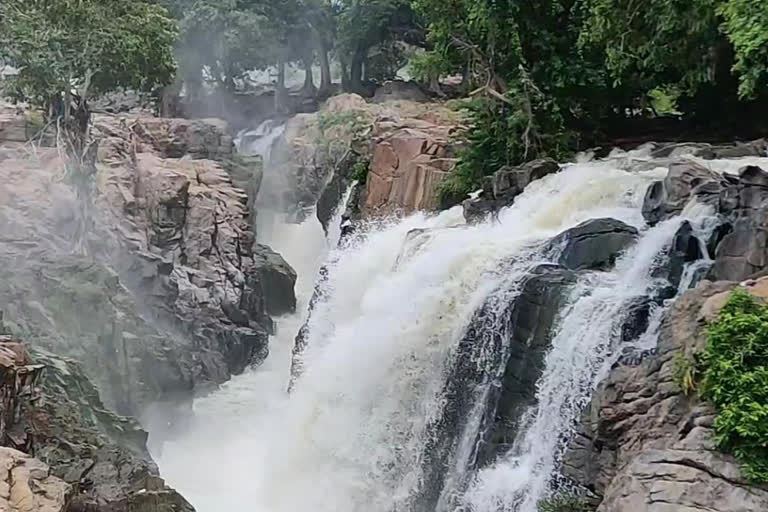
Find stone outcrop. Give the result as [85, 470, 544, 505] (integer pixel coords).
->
[463, 159, 560, 222]
[642, 161, 768, 282]
[0, 336, 193, 512]
[364, 125, 459, 214]
[264, 93, 463, 225]
[0, 447, 72, 512]
[561, 278, 768, 511]
[0, 113, 295, 429]
[548, 218, 639, 271]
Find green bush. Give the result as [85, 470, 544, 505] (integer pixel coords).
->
[437, 89, 573, 204]
[351, 157, 370, 185]
[537, 491, 593, 512]
[700, 288, 768, 483]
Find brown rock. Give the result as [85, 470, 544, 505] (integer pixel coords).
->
[0, 447, 72, 512]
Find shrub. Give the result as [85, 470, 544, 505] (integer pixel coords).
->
[537, 491, 593, 512]
[700, 288, 768, 483]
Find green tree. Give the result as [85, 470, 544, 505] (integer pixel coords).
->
[337, 0, 424, 93]
[0, 0, 177, 156]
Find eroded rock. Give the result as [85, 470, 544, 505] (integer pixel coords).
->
[561, 278, 768, 511]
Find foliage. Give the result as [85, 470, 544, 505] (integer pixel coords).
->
[0, 0, 177, 111]
[537, 491, 593, 512]
[700, 289, 768, 483]
[351, 157, 371, 184]
[718, 0, 768, 98]
[175, 0, 276, 89]
[674, 352, 700, 396]
[439, 88, 573, 201]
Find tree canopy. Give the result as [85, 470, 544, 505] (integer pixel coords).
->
[0, 0, 177, 114]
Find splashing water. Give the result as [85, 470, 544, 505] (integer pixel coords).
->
[156, 158, 679, 511]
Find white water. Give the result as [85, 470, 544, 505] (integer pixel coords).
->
[155, 156, 685, 511]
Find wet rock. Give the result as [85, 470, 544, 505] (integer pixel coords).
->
[463, 159, 560, 223]
[549, 218, 639, 271]
[411, 264, 576, 510]
[641, 161, 725, 226]
[252, 244, 298, 315]
[472, 264, 576, 466]
[642, 161, 768, 282]
[664, 221, 704, 289]
[561, 279, 768, 511]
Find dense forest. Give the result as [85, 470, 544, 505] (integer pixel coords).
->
[1, 0, 767, 196]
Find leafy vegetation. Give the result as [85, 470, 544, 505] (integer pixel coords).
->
[537, 491, 593, 512]
[699, 289, 768, 483]
[0, 0, 177, 163]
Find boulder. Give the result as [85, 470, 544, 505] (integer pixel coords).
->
[664, 221, 705, 289]
[0, 447, 72, 512]
[371, 80, 430, 104]
[560, 278, 768, 511]
[641, 161, 725, 226]
[642, 161, 768, 282]
[463, 159, 560, 222]
[0, 338, 192, 512]
[549, 218, 639, 271]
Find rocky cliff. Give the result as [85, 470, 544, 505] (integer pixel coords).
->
[0, 332, 192, 512]
[0, 109, 295, 426]
[259, 93, 464, 228]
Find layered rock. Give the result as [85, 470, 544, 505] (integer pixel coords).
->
[561, 278, 768, 511]
[262, 93, 463, 226]
[463, 159, 560, 222]
[0, 447, 72, 512]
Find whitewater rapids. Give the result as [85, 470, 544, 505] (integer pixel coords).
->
[154, 152, 731, 511]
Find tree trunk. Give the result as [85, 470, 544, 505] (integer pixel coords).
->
[275, 57, 289, 114]
[301, 49, 317, 96]
[319, 43, 332, 94]
[349, 47, 366, 95]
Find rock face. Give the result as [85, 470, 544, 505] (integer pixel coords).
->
[0, 113, 295, 426]
[364, 125, 458, 214]
[411, 263, 576, 510]
[0, 447, 72, 512]
[0, 336, 191, 512]
[548, 218, 639, 271]
[561, 278, 768, 511]
[463, 159, 560, 222]
[265, 93, 463, 225]
[479, 264, 577, 463]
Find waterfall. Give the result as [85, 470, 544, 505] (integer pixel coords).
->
[460, 218, 685, 511]
[156, 156, 686, 511]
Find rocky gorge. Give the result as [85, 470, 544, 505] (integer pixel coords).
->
[1, 89, 768, 512]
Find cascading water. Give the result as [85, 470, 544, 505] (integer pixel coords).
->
[155, 148, 740, 511]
